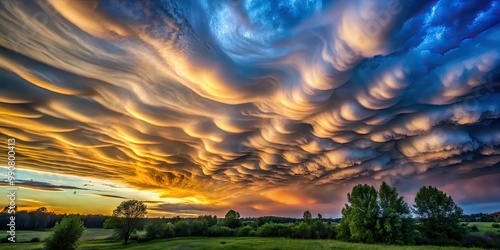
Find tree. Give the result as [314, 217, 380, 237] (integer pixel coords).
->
[312, 213, 326, 239]
[108, 200, 147, 244]
[377, 182, 415, 244]
[174, 219, 191, 236]
[338, 184, 379, 243]
[302, 211, 312, 224]
[190, 218, 208, 236]
[224, 210, 241, 229]
[413, 186, 467, 245]
[44, 216, 85, 250]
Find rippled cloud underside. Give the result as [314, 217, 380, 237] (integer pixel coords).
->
[1, 0, 499, 216]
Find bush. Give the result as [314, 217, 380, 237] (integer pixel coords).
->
[137, 236, 152, 243]
[146, 220, 164, 239]
[236, 225, 254, 237]
[31, 237, 41, 242]
[415, 236, 430, 245]
[256, 223, 292, 237]
[207, 226, 235, 237]
[470, 225, 479, 232]
[162, 223, 176, 238]
[292, 222, 312, 239]
[44, 216, 85, 250]
[461, 233, 500, 249]
[174, 220, 190, 237]
[190, 219, 208, 236]
[493, 223, 500, 228]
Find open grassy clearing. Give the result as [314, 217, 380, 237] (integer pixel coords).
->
[466, 222, 500, 234]
[1, 237, 484, 250]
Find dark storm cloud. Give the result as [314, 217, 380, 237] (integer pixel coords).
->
[0, 0, 499, 215]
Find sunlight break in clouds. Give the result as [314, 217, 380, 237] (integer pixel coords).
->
[0, 0, 499, 217]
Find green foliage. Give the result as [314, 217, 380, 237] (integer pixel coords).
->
[146, 220, 175, 239]
[338, 184, 380, 243]
[146, 219, 163, 239]
[292, 221, 312, 239]
[199, 215, 218, 227]
[44, 215, 85, 250]
[413, 186, 467, 245]
[236, 225, 254, 237]
[493, 223, 500, 228]
[377, 182, 415, 245]
[224, 210, 241, 229]
[470, 225, 479, 232]
[256, 223, 292, 237]
[303, 211, 312, 224]
[338, 182, 415, 244]
[174, 219, 190, 236]
[207, 226, 235, 237]
[190, 218, 208, 236]
[108, 200, 147, 244]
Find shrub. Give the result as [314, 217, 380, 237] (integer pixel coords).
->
[493, 223, 500, 228]
[207, 226, 235, 237]
[31, 237, 41, 242]
[236, 225, 254, 237]
[174, 220, 190, 237]
[146, 220, 164, 239]
[461, 233, 500, 249]
[162, 223, 176, 238]
[137, 236, 152, 243]
[44, 216, 85, 250]
[190, 219, 208, 236]
[470, 225, 479, 232]
[256, 223, 292, 237]
[415, 236, 430, 245]
[292, 222, 312, 239]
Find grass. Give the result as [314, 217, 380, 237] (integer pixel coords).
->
[12, 228, 116, 242]
[0, 237, 484, 250]
[3, 225, 499, 250]
[466, 221, 500, 234]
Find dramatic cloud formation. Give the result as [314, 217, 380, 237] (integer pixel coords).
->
[0, 0, 499, 217]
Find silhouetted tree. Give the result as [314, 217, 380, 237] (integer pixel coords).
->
[107, 200, 147, 244]
[224, 210, 241, 229]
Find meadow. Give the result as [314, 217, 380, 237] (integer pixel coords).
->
[0, 236, 484, 250]
[2, 222, 498, 249]
[466, 222, 500, 235]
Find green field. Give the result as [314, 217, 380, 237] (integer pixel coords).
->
[467, 222, 500, 234]
[3, 224, 499, 250]
[0, 236, 484, 250]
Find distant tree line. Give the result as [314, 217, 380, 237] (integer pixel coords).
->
[0, 207, 108, 230]
[461, 213, 496, 222]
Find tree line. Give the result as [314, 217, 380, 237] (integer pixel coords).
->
[3, 183, 500, 249]
[0, 207, 107, 230]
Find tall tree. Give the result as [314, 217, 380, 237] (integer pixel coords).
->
[377, 182, 415, 244]
[413, 186, 467, 245]
[303, 211, 312, 224]
[224, 210, 241, 229]
[108, 200, 147, 244]
[338, 184, 379, 243]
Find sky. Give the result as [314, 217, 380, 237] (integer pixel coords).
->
[0, 0, 499, 218]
